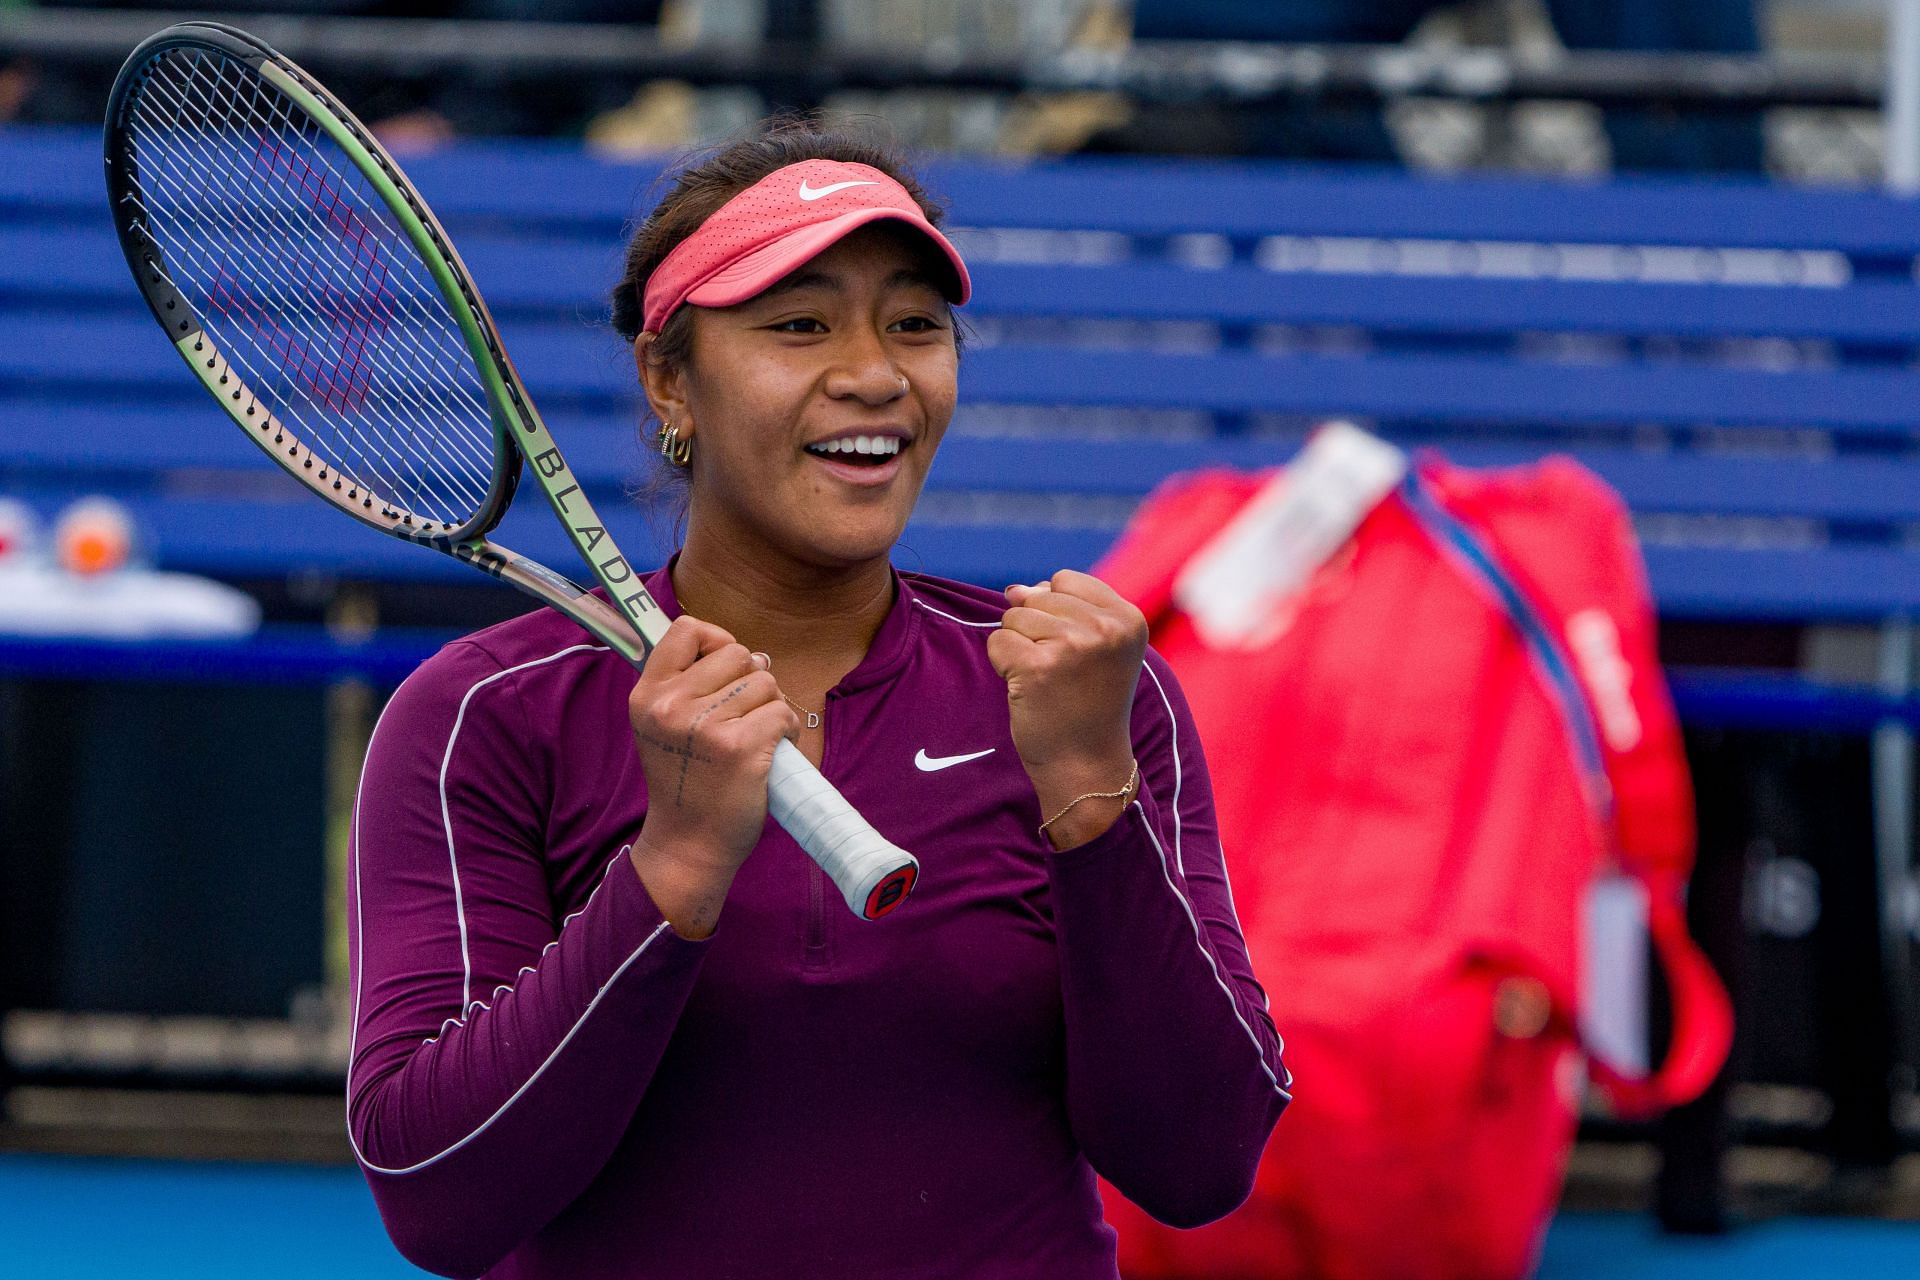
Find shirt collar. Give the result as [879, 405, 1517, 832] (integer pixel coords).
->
[638, 557, 924, 696]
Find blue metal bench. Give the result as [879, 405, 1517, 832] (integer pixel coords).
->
[3, 126, 1919, 706]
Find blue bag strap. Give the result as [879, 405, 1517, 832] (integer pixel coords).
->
[1398, 470, 1615, 822]
[1401, 470, 1740, 1110]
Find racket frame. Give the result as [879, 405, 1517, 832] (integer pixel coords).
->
[104, 21, 918, 918]
[106, 21, 663, 663]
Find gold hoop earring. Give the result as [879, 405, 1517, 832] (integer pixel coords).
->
[658, 420, 692, 468]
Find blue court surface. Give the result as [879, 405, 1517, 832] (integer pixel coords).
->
[1, 1152, 1916, 1278]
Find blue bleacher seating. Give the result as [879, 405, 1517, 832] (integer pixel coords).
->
[4, 126, 1919, 719]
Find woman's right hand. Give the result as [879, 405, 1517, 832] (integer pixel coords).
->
[625, 615, 798, 938]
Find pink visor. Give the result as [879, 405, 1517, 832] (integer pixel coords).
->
[640, 159, 972, 334]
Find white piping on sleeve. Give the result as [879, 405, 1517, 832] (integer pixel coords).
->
[1140, 663, 1185, 876]
[1141, 660, 1259, 1011]
[912, 598, 1001, 629]
[347, 641, 624, 1170]
[1139, 662, 1289, 1090]
[1133, 803, 1292, 1096]
[437, 643, 608, 1011]
[417, 847, 630, 1046]
[357, 921, 673, 1175]
[355, 840, 656, 1169]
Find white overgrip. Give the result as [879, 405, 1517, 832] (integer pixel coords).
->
[766, 739, 918, 918]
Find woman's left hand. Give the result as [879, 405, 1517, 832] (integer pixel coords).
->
[989, 570, 1147, 846]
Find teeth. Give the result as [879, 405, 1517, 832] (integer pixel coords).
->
[809, 436, 902, 457]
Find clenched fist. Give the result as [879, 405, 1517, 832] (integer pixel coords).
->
[987, 569, 1147, 849]
[626, 615, 800, 937]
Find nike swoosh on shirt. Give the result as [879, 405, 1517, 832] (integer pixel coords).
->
[798, 179, 880, 201]
[914, 747, 996, 772]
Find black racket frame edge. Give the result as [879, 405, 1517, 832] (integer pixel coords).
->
[102, 21, 525, 549]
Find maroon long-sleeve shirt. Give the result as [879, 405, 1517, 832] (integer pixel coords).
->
[347, 566, 1289, 1278]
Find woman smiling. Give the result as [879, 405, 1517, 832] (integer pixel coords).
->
[347, 120, 1289, 1280]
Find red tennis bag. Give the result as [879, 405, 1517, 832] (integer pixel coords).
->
[1096, 452, 1731, 1280]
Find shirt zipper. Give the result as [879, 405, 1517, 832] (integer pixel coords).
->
[807, 862, 826, 954]
[804, 693, 834, 964]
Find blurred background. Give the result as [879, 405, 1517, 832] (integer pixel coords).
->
[3, 0, 1920, 1276]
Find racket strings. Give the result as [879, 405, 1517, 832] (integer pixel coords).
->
[126, 87, 475, 516]
[137, 51, 497, 516]
[123, 126, 436, 513]
[122, 46, 499, 528]
[135, 52, 496, 520]
[159, 58, 497, 510]
[214, 61, 500, 475]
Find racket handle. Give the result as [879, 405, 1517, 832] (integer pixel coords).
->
[767, 739, 918, 919]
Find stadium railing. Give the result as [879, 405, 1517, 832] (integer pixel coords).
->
[2, 127, 1916, 731]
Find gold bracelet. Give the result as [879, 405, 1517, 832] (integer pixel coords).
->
[1037, 760, 1141, 840]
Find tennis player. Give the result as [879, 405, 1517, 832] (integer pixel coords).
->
[348, 121, 1289, 1279]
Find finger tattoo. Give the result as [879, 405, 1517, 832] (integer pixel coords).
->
[636, 730, 717, 808]
[672, 680, 754, 804]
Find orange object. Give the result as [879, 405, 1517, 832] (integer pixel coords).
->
[54, 497, 135, 576]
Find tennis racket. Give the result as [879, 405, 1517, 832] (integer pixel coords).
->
[104, 21, 918, 920]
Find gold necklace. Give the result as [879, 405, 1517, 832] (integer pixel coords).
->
[752, 653, 821, 729]
[782, 693, 822, 730]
